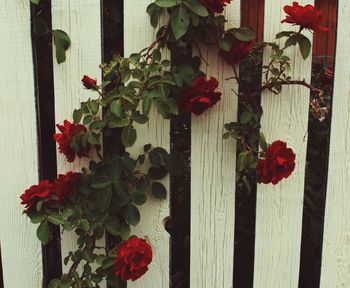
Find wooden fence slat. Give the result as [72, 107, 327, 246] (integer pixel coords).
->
[124, 1, 170, 287]
[190, 3, 240, 287]
[253, 1, 314, 287]
[51, 0, 103, 279]
[320, 1, 350, 286]
[0, 1, 42, 287]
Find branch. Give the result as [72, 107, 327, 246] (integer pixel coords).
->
[261, 80, 324, 96]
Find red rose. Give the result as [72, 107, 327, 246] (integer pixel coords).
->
[114, 237, 153, 281]
[20, 180, 54, 213]
[257, 140, 296, 185]
[199, 0, 232, 13]
[53, 172, 80, 200]
[53, 120, 90, 162]
[81, 75, 97, 89]
[181, 76, 221, 115]
[220, 39, 254, 66]
[281, 2, 329, 32]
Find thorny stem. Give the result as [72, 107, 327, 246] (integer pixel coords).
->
[260, 79, 324, 97]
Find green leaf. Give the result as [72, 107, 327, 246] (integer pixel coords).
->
[155, 0, 179, 7]
[284, 34, 298, 49]
[232, 27, 255, 42]
[142, 96, 153, 116]
[108, 118, 129, 128]
[120, 222, 131, 240]
[52, 30, 71, 64]
[111, 100, 123, 118]
[73, 109, 82, 124]
[60, 278, 73, 288]
[48, 279, 60, 288]
[239, 111, 253, 124]
[83, 115, 93, 125]
[171, 5, 190, 40]
[152, 49, 161, 62]
[184, 0, 208, 17]
[297, 34, 312, 60]
[91, 177, 112, 189]
[37, 222, 49, 244]
[31, 0, 40, 4]
[219, 36, 233, 52]
[124, 205, 140, 226]
[97, 188, 113, 212]
[259, 132, 268, 151]
[237, 151, 249, 171]
[121, 124, 137, 147]
[80, 219, 90, 232]
[131, 111, 148, 124]
[151, 182, 167, 199]
[28, 211, 47, 224]
[149, 166, 168, 180]
[87, 133, 100, 145]
[149, 150, 162, 167]
[276, 31, 294, 39]
[105, 221, 120, 236]
[48, 214, 65, 225]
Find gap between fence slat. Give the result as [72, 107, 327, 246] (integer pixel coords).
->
[0, 0, 42, 286]
[190, 2, 240, 288]
[124, 1, 171, 287]
[51, 1, 105, 286]
[253, 1, 314, 287]
[320, 0, 350, 286]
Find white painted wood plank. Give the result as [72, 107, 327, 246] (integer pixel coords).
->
[51, 0, 103, 279]
[190, 3, 239, 287]
[320, 1, 350, 287]
[0, 1, 43, 287]
[253, 1, 313, 287]
[124, 1, 170, 287]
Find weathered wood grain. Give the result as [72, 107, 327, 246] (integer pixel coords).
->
[0, 1, 42, 286]
[190, 2, 240, 287]
[253, 1, 314, 287]
[124, 1, 170, 287]
[320, 1, 350, 287]
[51, 0, 104, 280]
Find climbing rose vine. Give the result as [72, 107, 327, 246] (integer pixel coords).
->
[21, 1, 329, 287]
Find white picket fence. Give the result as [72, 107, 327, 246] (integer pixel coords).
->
[0, 0, 350, 287]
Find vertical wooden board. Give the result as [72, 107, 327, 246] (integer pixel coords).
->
[124, 1, 170, 287]
[320, 1, 350, 286]
[51, 0, 103, 276]
[0, 1, 42, 287]
[190, 3, 239, 287]
[253, 1, 313, 287]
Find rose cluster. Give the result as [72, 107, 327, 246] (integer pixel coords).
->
[20, 171, 80, 213]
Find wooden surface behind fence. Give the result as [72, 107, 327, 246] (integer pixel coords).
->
[0, 0, 42, 286]
[254, 0, 313, 287]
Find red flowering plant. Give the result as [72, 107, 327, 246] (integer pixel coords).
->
[22, 0, 330, 286]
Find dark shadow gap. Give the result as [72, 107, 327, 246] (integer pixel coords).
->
[232, 1, 264, 287]
[30, 0, 62, 286]
[101, 0, 124, 287]
[0, 245, 3, 288]
[298, 0, 338, 287]
[169, 46, 192, 288]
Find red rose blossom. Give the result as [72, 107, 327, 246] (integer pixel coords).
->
[20, 180, 54, 213]
[53, 172, 80, 200]
[220, 39, 254, 66]
[114, 237, 153, 281]
[257, 140, 296, 185]
[81, 75, 97, 89]
[53, 120, 90, 162]
[281, 2, 329, 32]
[181, 76, 222, 115]
[199, 0, 232, 13]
